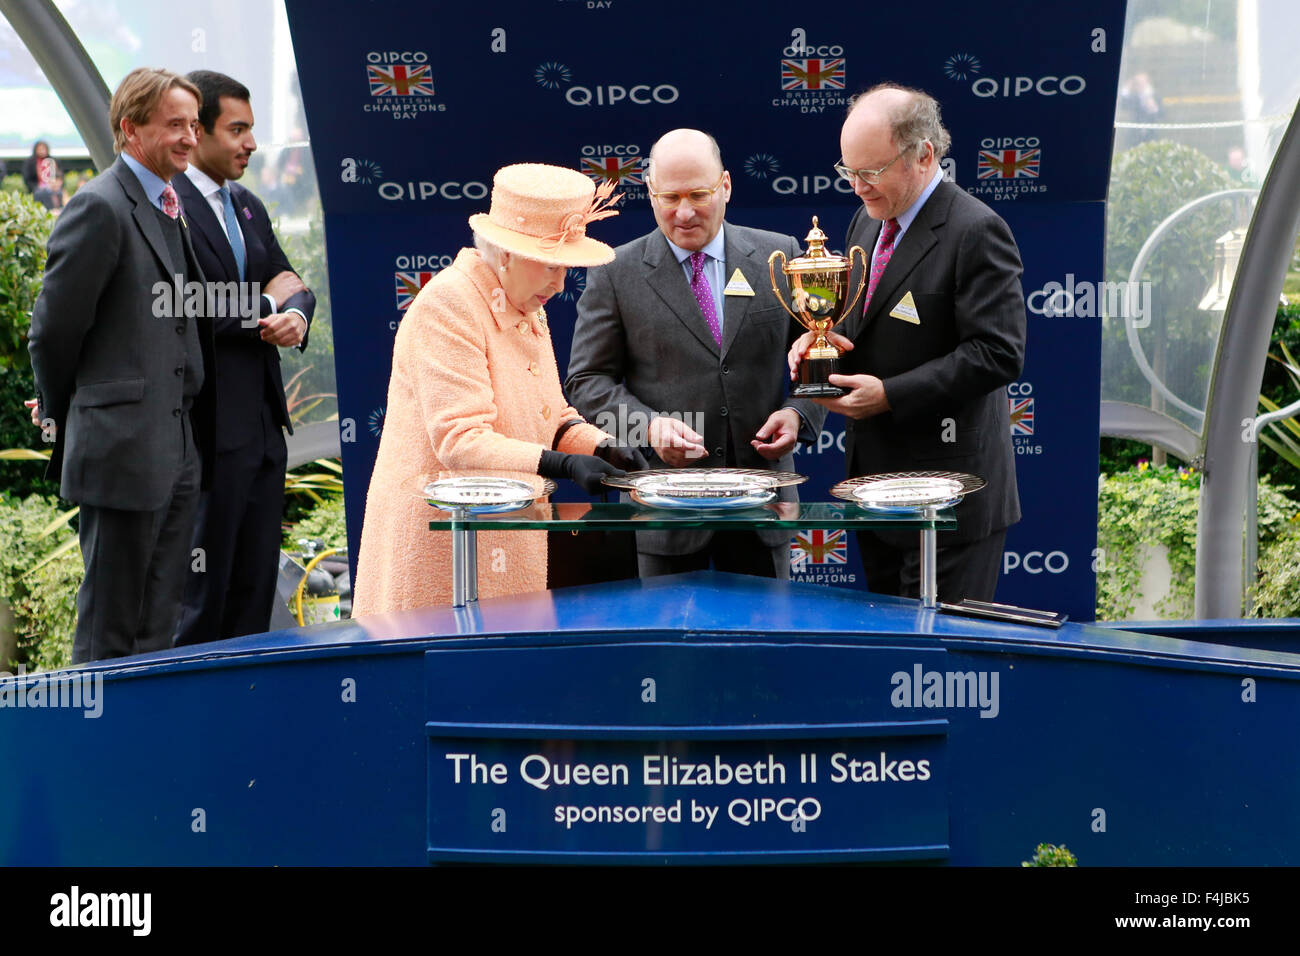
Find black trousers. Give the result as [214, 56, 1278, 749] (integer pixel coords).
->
[637, 530, 791, 580]
[856, 528, 1007, 604]
[73, 431, 200, 664]
[175, 409, 286, 647]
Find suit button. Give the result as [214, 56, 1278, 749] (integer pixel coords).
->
[528, 361, 539, 376]
[174, 367, 184, 377]
[517, 320, 529, 333]
[541, 405, 551, 420]
[721, 365, 729, 374]
[714, 447, 723, 457]
[719, 406, 729, 416]
[175, 325, 184, 334]
[172, 408, 182, 417]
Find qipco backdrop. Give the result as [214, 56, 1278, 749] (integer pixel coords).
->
[286, 0, 1126, 621]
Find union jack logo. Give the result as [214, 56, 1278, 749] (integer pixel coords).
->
[781, 58, 845, 91]
[395, 271, 435, 310]
[1009, 397, 1035, 435]
[978, 148, 1040, 179]
[368, 64, 434, 97]
[791, 529, 848, 568]
[580, 155, 643, 185]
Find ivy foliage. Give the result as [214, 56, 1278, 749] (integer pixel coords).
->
[1097, 464, 1298, 620]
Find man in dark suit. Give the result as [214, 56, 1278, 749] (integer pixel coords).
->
[567, 128, 826, 578]
[791, 84, 1026, 602]
[28, 68, 216, 663]
[172, 71, 314, 646]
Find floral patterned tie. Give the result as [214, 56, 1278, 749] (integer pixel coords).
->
[161, 183, 180, 220]
[861, 217, 900, 316]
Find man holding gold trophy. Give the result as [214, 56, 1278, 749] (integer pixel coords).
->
[787, 84, 1027, 603]
[567, 129, 826, 579]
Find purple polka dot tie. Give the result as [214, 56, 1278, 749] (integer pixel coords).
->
[861, 217, 900, 316]
[690, 251, 722, 345]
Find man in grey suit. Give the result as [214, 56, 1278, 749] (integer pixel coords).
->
[29, 68, 216, 663]
[567, 128, 826, 578]
[791, 84, 1026, 602]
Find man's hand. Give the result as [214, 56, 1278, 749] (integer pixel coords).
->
[751, 408, 801, 460]
[815, 373, 890, 420]
[788, 329, 854, 379]
[24, 398, 40, 427]
[263, 270, 306, 306]
[259, 312, 307, 347]
[649, 415, 707, 467]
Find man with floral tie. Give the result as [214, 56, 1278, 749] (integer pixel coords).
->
[29, 68, 216, 663]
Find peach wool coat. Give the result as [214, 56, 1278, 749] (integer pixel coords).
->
[352, 249, 609, 615]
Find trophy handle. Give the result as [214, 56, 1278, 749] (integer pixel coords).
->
[840, 245, 870, 318]
[767, 250, 797, 319]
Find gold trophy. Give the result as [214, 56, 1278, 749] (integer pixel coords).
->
[769, 217, 868, 397]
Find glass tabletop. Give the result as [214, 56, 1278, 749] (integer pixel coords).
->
[427, 501, 957, 531]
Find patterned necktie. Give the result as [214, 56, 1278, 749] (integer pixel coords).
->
[861, 217, 900, 316]
[689, 251, 722, 345]
[160, 183, 180, 220]
[220, 185, 246, 281]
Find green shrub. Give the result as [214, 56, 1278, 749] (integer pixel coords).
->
[1252, 518, 1300, 617]
[283, 494, 346, 553]
[1097, 464, 1297, 619]
[1022, 843, 1078, 867]
[0, 494, 80, 672]
[1, 174, 25, 195]
[0, 189, 54, 372]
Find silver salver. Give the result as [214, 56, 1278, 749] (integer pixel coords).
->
[831, 470, 986, 514]
[603, 468, 806, 511]
[422, 476, 556, 515]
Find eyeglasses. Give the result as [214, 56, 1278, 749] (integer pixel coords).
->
[648, 173, 726, 209]
[834, 149, 908, 186]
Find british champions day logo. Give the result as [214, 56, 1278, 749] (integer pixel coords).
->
[968, 137, 1046, 201]
[790, 529, 855, 584]
[1007, 382, 1041, 456]
[579, 144, 646, 200]
[366, 51, 445, 118]
[773, 29, 849, 114]
[390, 254, 455, 328]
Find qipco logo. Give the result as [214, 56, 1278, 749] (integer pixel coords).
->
[564, 84, 680, 107]
[771, 173, 854, 196]
[972, 75, 1086, 98]
[366, 51, 428, 64]
[1002, 550, 1069, 575]
[378, 180, 489, 201]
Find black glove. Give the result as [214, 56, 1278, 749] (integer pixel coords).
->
[538, 449, 625, 495]
[595, 441, 649, 472]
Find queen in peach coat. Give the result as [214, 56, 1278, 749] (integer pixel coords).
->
[351, 165, 621, 615]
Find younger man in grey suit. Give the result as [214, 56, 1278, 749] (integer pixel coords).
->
[567, 129, 826, 578]
[29, 68, 216, 663]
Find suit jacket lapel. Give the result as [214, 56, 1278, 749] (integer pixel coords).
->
[175, 174, 240, 279]
[114, 160, 182, 280]
[859, 181, 951, 329]
[644, 232, 721, 358]
[719, 225, 763, 359]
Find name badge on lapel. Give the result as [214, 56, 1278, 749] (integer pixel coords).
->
[723, 268, 755, 297]
[890, 290, 920, 324]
